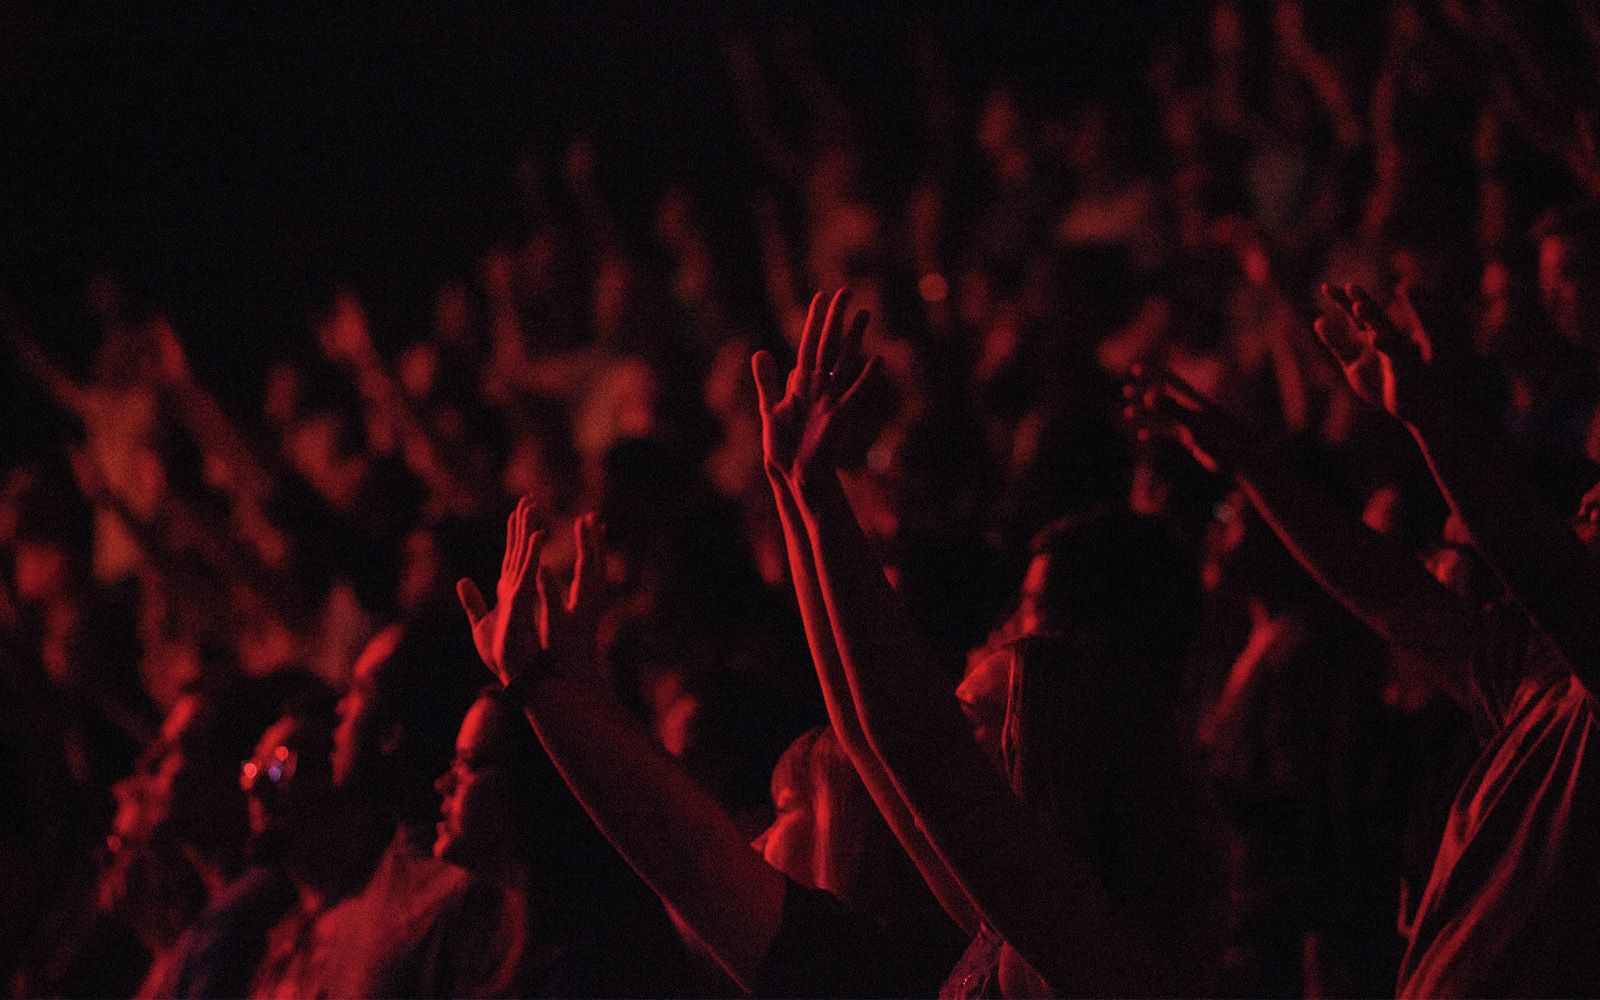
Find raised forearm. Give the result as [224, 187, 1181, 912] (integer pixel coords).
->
[793, 474, 1157, 995]
[1230, 457, 1478, 707]
[768, 468, 979, 935]
[519, 676, 784, 992]
[1407, 416, 1600, 689]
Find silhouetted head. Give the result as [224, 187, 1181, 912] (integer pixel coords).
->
[1015, 509, 1201, 666]
[332, 617, 481, 838]
[752, 726, 954, 936]
[433, 687, 661, 929]
[100, 670, 325, 942]
[433, 690, 533, 871]
[242, 676, 339, 858]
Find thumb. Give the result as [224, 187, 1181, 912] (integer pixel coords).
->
[456, 578, 488, 628]
[752, 350, 784, 413]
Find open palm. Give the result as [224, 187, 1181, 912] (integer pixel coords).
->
[752, 287, 885, 487]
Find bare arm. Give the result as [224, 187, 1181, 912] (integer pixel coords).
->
[458, 503, 784, 991]
[522, 676, 785, 990]
[1318, 283, 1600, 693]
[766, 290, 1162, 995]
[1125, 364, 1480, 709]
[1409, 418, 1600, 691]
[319, 293, 475, 515]
[792, 468, 1159, 996]
[752, 292, 979, 934]
[147, 318, 277, 502]
[4, 321, 90, 415]
[768, 470, 979, 936]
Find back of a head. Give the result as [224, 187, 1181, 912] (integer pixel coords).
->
[1025, 509, 1202, 671]
[1003, 514, 1225, 974]
[245, 671, 341, 864]
[161, 669, 336, 858]
[763, 727, 964, 948]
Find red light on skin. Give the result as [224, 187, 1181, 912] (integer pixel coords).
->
[1243, 245, 1270, 285]
[918, 273, 949, 303]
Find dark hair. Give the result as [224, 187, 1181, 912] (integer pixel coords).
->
[1025, 509, 1201, 668]
[366, 611, 484, 832]
[470, 687, 655, 915]
[179, 667, 336, 779]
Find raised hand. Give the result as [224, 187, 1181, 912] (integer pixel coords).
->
[1121, 364, 1253, 473]
[538, 512, 605, 679]
[1314, 283, 1443, 426]
[457, 496, 547, 686]
[457, 502, 607, 687]
[751, 287, 887, 489]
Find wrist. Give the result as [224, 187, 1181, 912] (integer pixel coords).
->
[1399, 400, 1454, 440]
[788, 461, 839, 500]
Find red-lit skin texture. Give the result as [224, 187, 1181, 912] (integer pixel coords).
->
[433, 696, 520, 870]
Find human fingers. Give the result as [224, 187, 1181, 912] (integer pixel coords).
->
[1149, 365, 1211, 413]
[1346, 285, 1412, 359]
[752, 350, 784, 415]
[1313, 310, 1363, 367]
[828, 308, 871, 389]
[834, 354, 883, 412]
[456, 578, 488, 629]
[512, 497, 538, 580]
[521, 525, 547, 585]
[794, 290, 827, 391]
[570, 513, 604, 611]
[814, 287, 852, 385]
[536, 565, 562, 634]
[501, 502, 520, 580]
[1322, 282, 1354, 314]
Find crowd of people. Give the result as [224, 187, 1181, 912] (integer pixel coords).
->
[7, 3, 1600, 996]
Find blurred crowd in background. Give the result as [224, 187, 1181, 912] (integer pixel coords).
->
[7, 3, 1600, 996]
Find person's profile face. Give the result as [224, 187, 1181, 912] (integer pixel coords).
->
[751, 738, 844, 893]
[433, 698, 516, 869]
[750, 763, 819, 886]
[958, 647, 1011, 770]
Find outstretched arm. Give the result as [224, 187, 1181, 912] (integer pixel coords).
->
[4, 315, 90, 416]
[769, 292, 1161, 996]
[458, 503, 784, 991]
[1321, 283, 1600, 694]
[753, 290, 980, 937]
[148, 318, 278, 502]
[1124, 361, 1480, 708]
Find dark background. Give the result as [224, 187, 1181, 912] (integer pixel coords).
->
[0, 2, 1263, 477]
[0, 3, 1190, 347]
